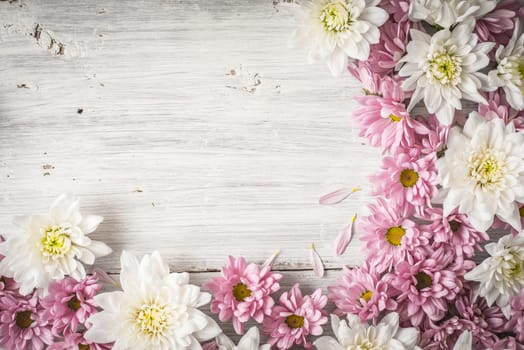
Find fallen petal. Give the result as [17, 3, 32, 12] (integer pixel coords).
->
[319, 187, 360, 205]
[262, 249, 281, 268]
[91, 267, 118, 286]
[335, 214, 357, 256]
[310, 243, 325, 278]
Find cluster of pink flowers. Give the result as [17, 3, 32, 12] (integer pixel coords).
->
[0, 264, 111, 350]
[326, 0, 524, 348]
[204, 256, 328, 349]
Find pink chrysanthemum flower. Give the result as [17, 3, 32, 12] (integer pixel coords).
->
[479, 90, 524, 130]
[204, 256, 282, 334]
[417, 114, 449, 157]
[1, 276, 20, 296]
[48, 332, 113, 350]
[490, 337, 524, 350]
[41, 275, 101, 336]
[420, 284, 509, 349]
[0, 292, 53, 350]
[371, 151, 438, 209]
[353, 77, 428, 153]
[419, 208, 489, 260]
[454, 284, 507, 347]
[348, 61, 384, 95]
[380, 0, 410, 22]
[475, 0, 520, 46]
[360, 197, 428, 273]
[328, 262, 397, 322]
[263, 283, 327, 350]
[367, 21, 412, 76]
[507, 289, 524, 343]
[419, 317, 471, 350]
[389, 248, 462, 327]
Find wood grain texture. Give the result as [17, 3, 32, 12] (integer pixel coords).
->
[0, 0, 382, 275]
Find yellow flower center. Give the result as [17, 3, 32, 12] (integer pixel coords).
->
[232, 283, 252, 302]
[40, 225, 72, 257]
[415, 272, 433, 290]
[360, 290, 373, 302]
[518, 62, 524, 81]
[389, 113, 402, 122]
[319, 1, 351, 32]
[78, 345, 90, 350]
[469, 149, 504, 187]
[135, 303, 171, 337]
[427, 50, 462, 86]
[386, 226, 405, 246]
[15, 310, 34, 329]
[353, 341, 376, 350]
[512, 261, 524, 278]
[519, 206, 524, 218]
[285, 314, 305, 329]
[67, 295, 81, 311]
[400, 169, 419, 187]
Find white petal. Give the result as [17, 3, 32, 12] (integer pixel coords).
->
[310, 243, 325, 277]
[359, 7, 388, 26]
[237, 327, 261, 350]
[50, 194, 80, 223]
[395, 327, 420, 348]
[314, 337, 345, 350]
[94, 291, 124, 311]
[194, 314, 222, 342]
[453, 331, 472, 350]
[88, 240, 112, 258]
[216, 333, 235, 350]
[80, 215, 104, 234]
[119, 250, 140, 291]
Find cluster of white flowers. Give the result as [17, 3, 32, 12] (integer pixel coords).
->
[294, 1, 524, 349]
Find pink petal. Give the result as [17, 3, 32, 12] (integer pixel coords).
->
[310, 244, 325, 278]
[262, 249, 281, 268]
[335, 214, 357, 256]
[319, 187, 361, 205]
[90, 267, 118, 286]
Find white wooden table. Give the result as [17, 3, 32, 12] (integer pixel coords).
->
[0, 0, 381, 342]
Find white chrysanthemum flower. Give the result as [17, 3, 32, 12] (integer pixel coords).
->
[314, 312, 422, 350]
[0, 194, 111, 295]
[465, 234, 524, 318]
[293, 0, 388, 76]
[216, 327, 270, 350]
[453, 331, 472, 350]
[436, 112, 524, 232]
[398, 21, 494, 125]
[409, 0, 496, 29]
[488, 20, 524, 110]
[85, 251, 221, 350]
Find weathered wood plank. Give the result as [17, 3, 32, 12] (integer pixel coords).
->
[0, 0, 381, 273]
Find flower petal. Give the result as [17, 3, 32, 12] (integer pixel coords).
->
[310, 243, 325, 278]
